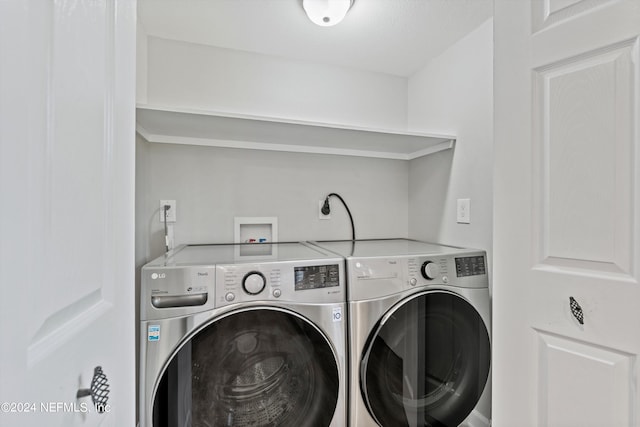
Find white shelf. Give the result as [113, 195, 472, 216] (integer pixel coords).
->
[136, 105, 455, 161]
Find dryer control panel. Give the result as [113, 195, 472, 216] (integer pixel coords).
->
[347, 252, 488, 301]
[454, 255, 487, 277]
[409, 253, 487, 289]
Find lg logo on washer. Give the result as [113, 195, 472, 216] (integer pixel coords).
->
[150, 273, 166, 280]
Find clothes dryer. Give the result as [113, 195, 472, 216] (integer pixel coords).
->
[139, 242, 347, 427]
[310, 239, 491, 427]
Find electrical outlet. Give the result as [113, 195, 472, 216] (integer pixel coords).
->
[319, 200, 331, 220]
[159, 200, 177, 222]
[457, 198, 470, 224]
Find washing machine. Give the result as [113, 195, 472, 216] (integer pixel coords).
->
[310, 239, 491, 427]
[139, 242, 347, 427]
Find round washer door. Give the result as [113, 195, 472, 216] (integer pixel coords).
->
[152, 308, 339, 427]
[362, 291, 490, 427]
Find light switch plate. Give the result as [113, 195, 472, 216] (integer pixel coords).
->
[457, 198, 470, 224]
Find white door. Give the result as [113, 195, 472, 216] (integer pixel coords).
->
[0, 1, 136, 426]
[494, 0, 640, 426]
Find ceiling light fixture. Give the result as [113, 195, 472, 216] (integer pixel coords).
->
[302, 0, 354, 27]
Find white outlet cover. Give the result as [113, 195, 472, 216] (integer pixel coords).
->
[159, 200, 177, 222]
[319, 200, 331, 220]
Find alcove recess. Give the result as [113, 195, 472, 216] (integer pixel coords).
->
[136, 105, 456, 160]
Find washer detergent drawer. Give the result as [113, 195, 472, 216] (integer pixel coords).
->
[141, 266, 215, 321]
[151, 293, 208, 309]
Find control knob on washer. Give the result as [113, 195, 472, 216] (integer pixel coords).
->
[243, 272, 266, 295]
[421, 261, 440, 280]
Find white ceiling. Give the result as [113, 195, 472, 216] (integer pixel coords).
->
[138, 0, 493, 77]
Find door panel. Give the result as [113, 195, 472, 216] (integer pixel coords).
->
[533, 39, 636, 276]
[0, 1, 136, 426]
[536, 330, 634, 427]
[494, 0, 640, 425]
[27, 0, 113, 365]
[532, 0, 619, 32]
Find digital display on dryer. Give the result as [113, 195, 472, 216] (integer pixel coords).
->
[294, 264, 340, 291]
[455, 256, 486, 277]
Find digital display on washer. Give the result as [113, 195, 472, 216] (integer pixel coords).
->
[294, 264, 340, 291]
[455, 256, 486, 277]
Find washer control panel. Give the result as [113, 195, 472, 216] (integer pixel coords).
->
[243, 271, 266, 295]
[294, 264, 340, 291]
[216, 261, 344, 306]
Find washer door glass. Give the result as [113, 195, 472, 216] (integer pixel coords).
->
[153, 308, 339, 427]
[362, 291, 490, 427]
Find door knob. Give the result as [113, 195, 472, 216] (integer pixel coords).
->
[76, 366, 110, 413]
[569, 296, 584, 325]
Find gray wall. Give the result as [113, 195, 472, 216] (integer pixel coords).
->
[407, 19, 494, 278]
[135, 20, 493, 267]
[140, 36, 407, 130]
[136, 139, 409, 262]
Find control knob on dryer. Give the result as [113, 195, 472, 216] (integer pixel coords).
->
[243, 272, 266, 295]
[421, 261, 440, 280]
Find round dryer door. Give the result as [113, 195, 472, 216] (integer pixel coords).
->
[152, 308, 339, 427]
[361, 291, 490, 427]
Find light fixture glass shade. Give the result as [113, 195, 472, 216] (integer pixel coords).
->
[302, 0, 353, 27]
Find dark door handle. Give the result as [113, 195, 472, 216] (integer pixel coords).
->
[77, 366, 110, 413]
[569, 296, 584, 325]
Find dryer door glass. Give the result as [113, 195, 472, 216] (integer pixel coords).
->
[362, 291, 490, 427]
[152, 308, 339, 427]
